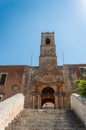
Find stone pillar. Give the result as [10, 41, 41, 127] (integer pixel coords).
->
[38, 95, 41, 109]
[55, 95, 58, 109]
[32, 96, 35, 109]
[61, 96, 64, 108]
[24, 94, 29, 108]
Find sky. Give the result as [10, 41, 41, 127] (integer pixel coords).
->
[0, 0, 86, 66]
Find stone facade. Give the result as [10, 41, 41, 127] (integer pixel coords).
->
[0, 32, 86, 110]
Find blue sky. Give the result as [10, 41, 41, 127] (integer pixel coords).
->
[0, 0, 86, 66]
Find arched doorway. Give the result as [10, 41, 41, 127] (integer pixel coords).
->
[41, 87, 55, 108]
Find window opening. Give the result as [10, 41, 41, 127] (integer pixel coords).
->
[80, 68, 86, 75]
[46, 38, 50, 45]
[0, 74, 7, 85]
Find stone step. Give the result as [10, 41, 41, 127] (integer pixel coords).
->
[8, 124, 84, 128]
[5, 109, 86, 130]
[7, 127, 85, 129]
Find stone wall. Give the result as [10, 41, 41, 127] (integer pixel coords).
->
[71, 93, 86, 126]
[0, 66, 25, 100]
[0, 93, 24, 130]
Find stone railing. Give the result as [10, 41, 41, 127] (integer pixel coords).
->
[0, 93, 24, 130]
[71, 93, 86, 126]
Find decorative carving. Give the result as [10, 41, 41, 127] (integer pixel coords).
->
[56, 76, 63, 83]
[34, 71, 64, 84]
[11, 84, 20, 93]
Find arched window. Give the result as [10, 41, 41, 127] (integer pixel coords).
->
[46, 38, 50, 45]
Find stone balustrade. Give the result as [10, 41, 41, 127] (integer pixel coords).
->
[0, 93, 24, 130]
[71, 93, 86, 127]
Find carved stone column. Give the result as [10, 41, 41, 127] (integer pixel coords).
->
[38, 95, 41, 109]
[55, 95, 58, 109]
[61, 96, 64, 108]
[33, 96, 35, 109]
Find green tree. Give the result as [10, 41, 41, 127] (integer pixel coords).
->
[74, 71, 86, 98]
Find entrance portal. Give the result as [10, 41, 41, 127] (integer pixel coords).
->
[41, 87, 55, 108]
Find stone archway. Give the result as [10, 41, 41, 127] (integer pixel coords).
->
[41, 87, 55, 108]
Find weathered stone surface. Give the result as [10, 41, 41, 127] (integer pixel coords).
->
[0, 66, 25, 100]
[71, 93, 86, 126]
[5, 108, 85, 130]
[0, 93, 24, 130]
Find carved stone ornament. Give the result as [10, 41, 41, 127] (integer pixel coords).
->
[11, 84, 19, 92]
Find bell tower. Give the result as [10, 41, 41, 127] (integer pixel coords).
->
[39, 32, 57, 68]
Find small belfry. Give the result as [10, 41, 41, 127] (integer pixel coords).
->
[39, 32, 57, 67]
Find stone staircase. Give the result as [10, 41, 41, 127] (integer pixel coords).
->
[5, 108, 86, 130]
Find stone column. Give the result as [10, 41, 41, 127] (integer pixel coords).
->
[32, 96, 35, 109]
[38, 95, 41, 109]
[55, 95, 58, 109]
[61, 96, 64, 108]
[24, 94, 29, 108]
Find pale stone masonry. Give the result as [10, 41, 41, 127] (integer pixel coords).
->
[0, 93, 24, 130]
[71, 93, 86, 126]
[6, 107, 86, 130]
